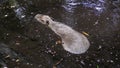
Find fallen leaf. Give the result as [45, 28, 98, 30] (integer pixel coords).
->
[82, 31, 89, 36]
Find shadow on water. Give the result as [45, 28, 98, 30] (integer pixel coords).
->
[0, 0, 120, 68]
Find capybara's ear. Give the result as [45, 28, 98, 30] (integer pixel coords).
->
[50, 16, 55, 21]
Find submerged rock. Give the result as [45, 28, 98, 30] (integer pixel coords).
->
[35, 14, 90, 54]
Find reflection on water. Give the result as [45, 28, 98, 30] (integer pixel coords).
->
[63, 0, 106, 15]
[0, 0, 120, 68]
[83, 0, 105, 11]
[62, 0, 78, 12]
[15, 7, 26, 20]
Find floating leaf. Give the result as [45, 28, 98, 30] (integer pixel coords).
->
[82, 31, 89, 36]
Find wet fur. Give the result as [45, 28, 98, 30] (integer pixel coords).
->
[35, 14, 90, 54]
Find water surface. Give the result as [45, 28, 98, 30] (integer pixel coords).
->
[0, 0, 120, 68]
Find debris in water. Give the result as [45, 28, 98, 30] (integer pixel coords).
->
[10, 6, 15, 8]
[53, 58, 63, 68]
[82, 31, 89, 36]
[56, 40, 62, 45]
[15, 59, 20, 62]
[94, 20, 99, 25]
[80, 60, 85, 65]
[5, 55, 10, 58]
[15, 42, 20, 45]
[4, 14, 8, 17]
[3, 67, 8, 68]
[98, 45, 102, 49]
[97, 65, 99, 68]
[21, 15, 26, 18]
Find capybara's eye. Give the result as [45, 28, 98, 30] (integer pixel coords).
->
[41, 20, 44, 22]
[46, 20, 49, 25]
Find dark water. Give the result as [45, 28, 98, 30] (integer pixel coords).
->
[0, 0, 120, 68]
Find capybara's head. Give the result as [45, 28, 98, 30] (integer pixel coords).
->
[35, 14, 53, 25]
